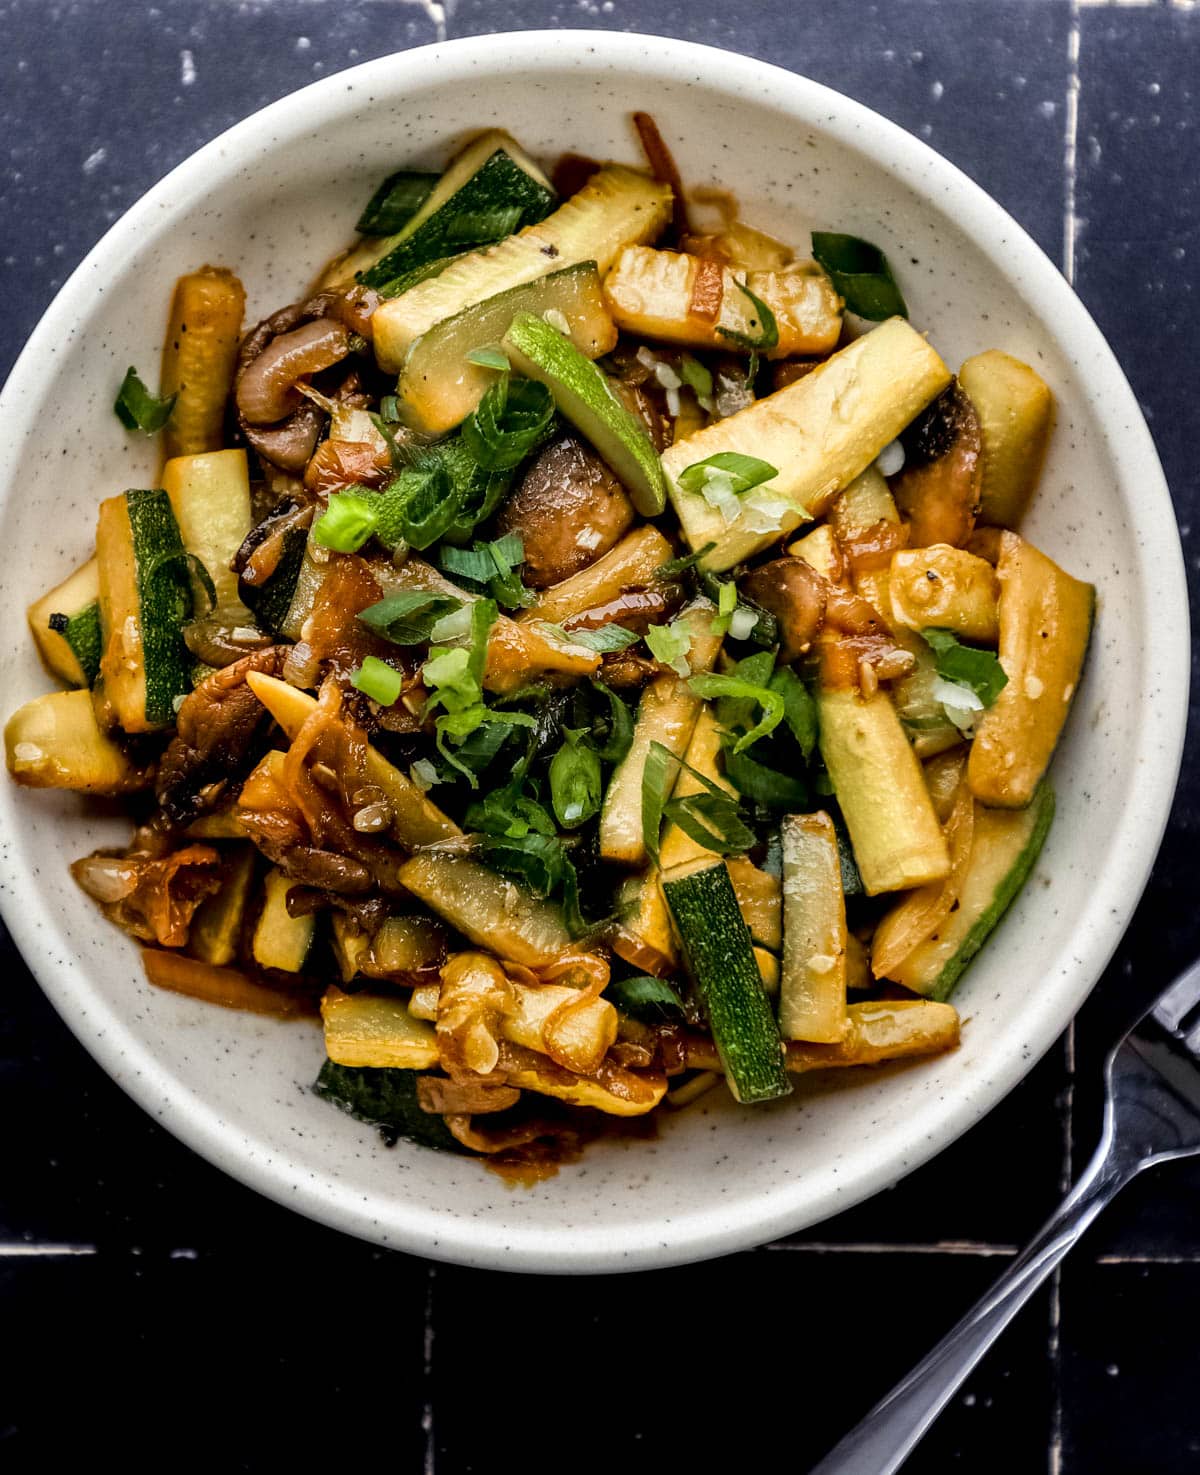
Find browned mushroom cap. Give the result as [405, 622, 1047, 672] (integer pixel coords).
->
[892, 381, 983, 548]
[234, 298, 353, 472]
[741, 557, 828, 663]
[494, 433, 636, 588]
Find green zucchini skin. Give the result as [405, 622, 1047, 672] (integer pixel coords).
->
[662, 862, 792, 1105]
[48, 603, 102, 686]
[361, 151, 556, 290]
[356, 169, 438, 237]
[928, 785, 1056, 1002]
[314, 1061, 468, 1153]
[127, 488, 194, 727]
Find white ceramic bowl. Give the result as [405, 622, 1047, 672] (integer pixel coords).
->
[0, 32, 1186, 1272]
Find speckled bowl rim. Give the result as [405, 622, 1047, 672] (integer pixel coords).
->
[0, 31, 1188, 1272]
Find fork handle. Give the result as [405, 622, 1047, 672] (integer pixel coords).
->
[809, 1136, 1139, 1475]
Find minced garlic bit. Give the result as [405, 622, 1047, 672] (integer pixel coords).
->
[1023, 673, 1045, 700]
[875, 438, 905, 477]
[542, 307, 571, 335]
[858, 657, 879, 697]
[808, 953, 837, 975]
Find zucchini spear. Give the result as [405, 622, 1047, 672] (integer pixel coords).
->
[662, 860, 792, 1105]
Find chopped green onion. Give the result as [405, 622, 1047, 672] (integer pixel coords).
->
[410, 757, 439, 792]
[114, 367, 176, 434]
[435, 704, 537, 784]
[713, 650, 775, 729]
[642, 739, 755, 864]
[717, 280, 779, 352]
[921, 627, 1008, 706]
[655, 542, 716, 580]
[591, 680, 634, 764]
[422, 599, 509, 785]
[769, 666, 818, 759]
[378, 395, 402, 422]
[689, 672, 785, 752]
[355, 169, 438, 236]
[357, 590, 463, 645]
[429, 605, 475, 643]
[440, 543, 503, 585]
[645, 619, 693, 676]
[439, 533, 532, 609]
[467, 785, 555, 841]
[351, 656, 404, 706]
[560, 623, 641, 653]
[479, 827, 586, 936]
[462, 377, 555, 472]
[549, 729, 603, 829]
[641, 740, 676, 867]
[720, 738, 809, 807]
[374, 463, 461, 550]
[811, 231, 908, 320]
[677, 452, 779, 496]
[663, 788, 756, 856]
[678, 354, 713, 400]
[709, 578, 738, 637]
[466, 346, 511, 371]
[313, 488, 380, 552]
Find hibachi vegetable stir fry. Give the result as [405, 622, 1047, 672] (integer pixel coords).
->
[6, 119, 1093, 1168]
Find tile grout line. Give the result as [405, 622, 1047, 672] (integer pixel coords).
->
[764, 1239, 1019, 1256]
[1050, 13, 1083, 1474]
[422, 1263, 437, 1475]
[0, 1243, 98, 1256]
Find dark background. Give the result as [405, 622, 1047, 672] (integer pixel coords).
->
[1, 2, 1196, 1470]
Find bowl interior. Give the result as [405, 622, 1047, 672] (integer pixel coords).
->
[0, 34, 1184, 1271]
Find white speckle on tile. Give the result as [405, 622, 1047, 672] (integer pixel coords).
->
[296, 35, 311, 51]
[930, 81, 944, 101]
[82, 147, 107, 175]
[1040, 99, 1057, 119]
[180, 49, 196, 87]
[397, 0, 447, 41]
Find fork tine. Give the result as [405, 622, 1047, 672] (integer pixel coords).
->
[1151, 958, 1200, 1035]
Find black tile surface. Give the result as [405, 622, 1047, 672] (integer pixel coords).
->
[0, 1252, 431, 1469]
[2, 2, 1198, 1472]
[432, 1256, 1052, 1473]
[1060, 1262, 1200, 1472]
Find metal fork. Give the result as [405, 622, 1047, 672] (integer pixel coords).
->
[811, 958, 1200, 1475]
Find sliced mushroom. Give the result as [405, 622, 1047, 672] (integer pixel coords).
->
[157, 647, 287, 826]
[494, 433, 636, 588]
[893, 381, 983, 548]
[235, 299, 353, 473]
[236, 318, 352, 426]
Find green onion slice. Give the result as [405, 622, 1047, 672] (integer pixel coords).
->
[114, 367, 176, 434]
[811, 231, 908, 320]
[351, 656, 404, 706]
[313, 488, 380, 552]
[676, 452, 779, 496]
